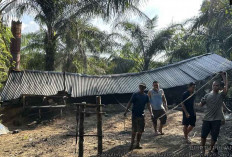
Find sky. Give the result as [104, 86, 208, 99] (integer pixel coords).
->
[21, 0, 204, 34]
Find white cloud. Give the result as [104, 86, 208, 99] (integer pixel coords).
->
[22, 23, 28, 31]
[139, 0, 203, 29]
[21, 16, 40, 34]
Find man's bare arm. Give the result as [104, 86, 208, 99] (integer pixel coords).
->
[162, 94, 168, 110]
[147, 103, 153, 116]
[221, 72, 228, 94]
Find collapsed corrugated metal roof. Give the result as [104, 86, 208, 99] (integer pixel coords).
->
[1, 53, 232, 101]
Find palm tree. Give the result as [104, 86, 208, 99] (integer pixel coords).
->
[1, 0, 144, 71]
[192, 0, 232, 59]
[114, 16, 174, 71]
[20, 31, 45, 70]
[165, 23, 207, 63]
[58, 18, 118, 73]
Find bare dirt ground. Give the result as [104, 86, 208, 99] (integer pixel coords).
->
[0, 105, 232, 157]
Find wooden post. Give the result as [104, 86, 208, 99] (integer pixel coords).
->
[39, 109, 41, 119]
[10, 21, 22, 71]
[96, 96, 103, 155]
[60, 109, 63, 117]
[22, 95, 26, 109]
[75, 103, 79, 154]
[79, 102, 85, 157]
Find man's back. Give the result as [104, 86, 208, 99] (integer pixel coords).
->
[182, 91, 195, 116]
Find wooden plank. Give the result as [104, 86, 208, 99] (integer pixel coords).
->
[25, 105, 66, 109]
[74, 103, 104, 107]
[96, 96, 103, 155]
[44, 95, 68, 98]
[82, 112, 106, 114]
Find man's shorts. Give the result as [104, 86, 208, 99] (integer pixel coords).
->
[182, 114, 196, 127]
[132, 116, 145, 133]
[201, 120, 221, 142]
[152, 109, 167, 125]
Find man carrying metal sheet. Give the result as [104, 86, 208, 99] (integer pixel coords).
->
[148, 81, 168, 136]
[124, 83, 153, 151]
[181, 82, 196, 144]
[199, 72, 228, 156]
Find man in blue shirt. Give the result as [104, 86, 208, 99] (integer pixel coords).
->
[124, 83, 153, 151]
[181, 82, 196, 144]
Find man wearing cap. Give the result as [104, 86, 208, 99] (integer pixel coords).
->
[148, 81, 168, 136]
[181, 82, 196, 144]
[124, 83, 153, 150]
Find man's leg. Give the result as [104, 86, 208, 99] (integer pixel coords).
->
[153, 119, 159, 135]
[201, 121, 211, 155]
[187, 116, 196, 135]
[185, 125, 194, 143]
[130, 117, 137, 150]
[209, 120, 221, 153]
[201, 138, 207, 155]
[182, 115, 189, 139]
[183, 125, 188, 139]
[158, 111, 167, 134]
[152, 110, 159, 135]
[135, 132, 143, 148]
[187, 125, 194, 135]
[159, 122, 164, 134]
[130, 131, 136, 150]
[135, 117, 144, 149]
[210, 139, 216, 152]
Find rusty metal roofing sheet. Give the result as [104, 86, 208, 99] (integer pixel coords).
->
[1, 53, 232, 101]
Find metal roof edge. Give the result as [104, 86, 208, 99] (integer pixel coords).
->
[10, 53, 228, 78]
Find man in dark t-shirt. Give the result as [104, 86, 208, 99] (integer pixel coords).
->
[124, 83, 153, 151]
[181, 82, 196, 144]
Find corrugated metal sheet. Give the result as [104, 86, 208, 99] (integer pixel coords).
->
[1, 53, 232, 101]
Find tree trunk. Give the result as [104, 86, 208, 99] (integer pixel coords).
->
[76, 37, 87, 74]
[143, 57, 150, 71]
[82, 53, 87, 74]
[10, 20, 22, 71]
[44, 26, 56, 71]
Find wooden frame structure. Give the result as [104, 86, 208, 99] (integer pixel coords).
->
[22, 94, 67, 118]
[74, 96, 105, 157]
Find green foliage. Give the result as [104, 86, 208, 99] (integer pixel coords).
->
[20, 32, 45, 70]
[165, 26, 207, 63]
[86, 56, 111, 75]
[114, 17, 174, 71]
[0, 22, 12, 88]
[193, 0, 232, 60]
